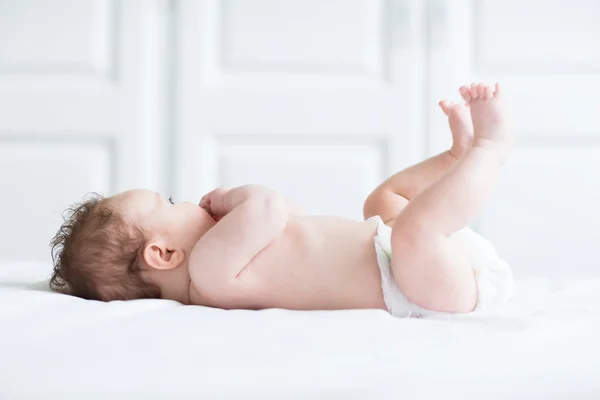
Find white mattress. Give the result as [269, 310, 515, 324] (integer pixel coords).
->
[1, 261, 600, 399]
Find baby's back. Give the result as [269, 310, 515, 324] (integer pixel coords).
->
[201, 216, 386, 311]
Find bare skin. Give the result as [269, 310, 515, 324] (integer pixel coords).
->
[190, 214, 386, 311]
[388, 82, 512, 313]
[118, 83, 512, 315]
[363, 98, 474, 224]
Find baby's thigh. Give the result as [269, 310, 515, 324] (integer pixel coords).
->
[390, 224, 478, 313]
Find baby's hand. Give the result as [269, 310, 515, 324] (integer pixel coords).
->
[200, 188, 229, 220]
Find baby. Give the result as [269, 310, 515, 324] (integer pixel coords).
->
[50, 82, 514, 317]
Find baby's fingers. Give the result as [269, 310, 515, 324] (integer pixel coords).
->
[199, 195, 212, 212]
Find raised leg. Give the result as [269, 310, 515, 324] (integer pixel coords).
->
[363, 100, 474, 224]
[390, 82, 512, 313]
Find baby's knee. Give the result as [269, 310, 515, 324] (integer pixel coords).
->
[363, 189, 408, 223]
[362, 189, 384, 220]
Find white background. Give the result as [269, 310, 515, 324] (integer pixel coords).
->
[1, 0, 600, 280]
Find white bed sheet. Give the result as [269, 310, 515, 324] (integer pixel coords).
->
[1, 261, 600, 400]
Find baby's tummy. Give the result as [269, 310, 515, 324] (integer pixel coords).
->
[248, 226, 385, 311]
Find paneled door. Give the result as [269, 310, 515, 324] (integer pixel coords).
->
[174, 0, 427, 220]
[428, 0, 600, 278]
[0, 0, 170, 263]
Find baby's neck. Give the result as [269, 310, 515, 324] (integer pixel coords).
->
[152, 262, 192, 304]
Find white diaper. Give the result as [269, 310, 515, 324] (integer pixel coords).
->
[369, 216, 514, 318]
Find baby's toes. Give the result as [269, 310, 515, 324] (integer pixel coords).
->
[470, 83, 479, 100]
[459, 86, 472, 103]
[494, 82, 502, 98]
[483, 84, 494, 100]
[477, 83, 487, 100]
[439, 100, 459, 116]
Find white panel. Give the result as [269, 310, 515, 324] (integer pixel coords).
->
[175, 0, 425, 211]
[477, 146, 600, 279]
[504, 78, 600, 138]
[0, 0, 170, 195]
[475, 0, 600, 71]
[220, 0, 383, 74]
[0, 0, 114, 76]
[0, 139, 112, 263]
[428, 0, 600, 156]
[217, 140, 384, 220]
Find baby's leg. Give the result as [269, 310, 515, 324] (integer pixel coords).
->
[363, 101, 474, 223]
[390, 83, 512, 313]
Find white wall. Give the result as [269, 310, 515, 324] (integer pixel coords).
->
[0, 0, 170, 263]
[1, 0, 600, 280]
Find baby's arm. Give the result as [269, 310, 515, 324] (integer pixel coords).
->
[201, 188, 303, 218]
[189, 185, 288, 295]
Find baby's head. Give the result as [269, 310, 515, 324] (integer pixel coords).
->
[50, 189, 215, 303]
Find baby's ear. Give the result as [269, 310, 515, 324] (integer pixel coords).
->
[142, 241, 184, 271]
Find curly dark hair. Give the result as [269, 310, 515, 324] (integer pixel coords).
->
[49, 194, 161, 301]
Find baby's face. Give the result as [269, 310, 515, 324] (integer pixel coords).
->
[112, 189, 216, 253]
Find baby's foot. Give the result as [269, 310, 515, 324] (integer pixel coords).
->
[439, 100, 473, 159]
[459, 82, 513, 158]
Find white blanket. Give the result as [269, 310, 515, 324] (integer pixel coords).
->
[1, 261, 600, 399]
